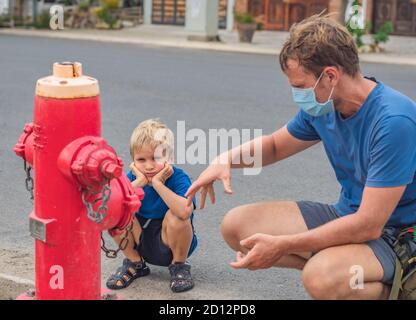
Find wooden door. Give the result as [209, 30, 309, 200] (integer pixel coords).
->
[152, 0, 186, 25]
[219, 0, 228, 29]
[373, 0, 416, 36]
[264, 0, 285, 30]
[249, 0, 265, 17]
[264, 0, 329, 31]
[152, 0, 228, 28]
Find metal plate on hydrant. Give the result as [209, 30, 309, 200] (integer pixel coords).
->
[30, 217, 46, 242]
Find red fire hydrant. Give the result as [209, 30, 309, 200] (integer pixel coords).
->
[14, 62, 144, 300]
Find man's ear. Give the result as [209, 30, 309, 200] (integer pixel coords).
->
[324, 66, 340, 86]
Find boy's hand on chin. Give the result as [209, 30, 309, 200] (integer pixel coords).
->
[129, 162, 149, 186]
[152, 163, 174, 186]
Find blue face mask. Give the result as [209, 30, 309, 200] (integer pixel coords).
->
[291, 72, 335, 117]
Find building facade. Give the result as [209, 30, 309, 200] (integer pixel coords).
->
[235, 0, 416, 36]
[150, 0, 228, 28]
[5, 0, 416, 36]
[372, 0, 416, 36]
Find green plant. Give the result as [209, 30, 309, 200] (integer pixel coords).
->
[78, 0, 92, 11]
[256, 22, 264, 31]
[95, 6, 118, 28]
[35, 11, 51, 29]
[101, 0, 119, 10]
[0, 15, 5, 27]
[373, 21, 393, 46]
[234, 13, 255, 24]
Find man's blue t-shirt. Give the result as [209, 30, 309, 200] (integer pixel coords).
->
[287, 78, 416, 228]
[126, 166, 196, 220]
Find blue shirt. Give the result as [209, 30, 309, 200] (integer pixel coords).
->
[287, 78, 416, 228]
[126, 166, 196, 220]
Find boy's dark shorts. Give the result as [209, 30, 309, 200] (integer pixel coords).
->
[297, 200, 401, 285]
[136, 215, 198, 267]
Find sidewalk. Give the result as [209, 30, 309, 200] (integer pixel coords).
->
[1, 24, 416, 66]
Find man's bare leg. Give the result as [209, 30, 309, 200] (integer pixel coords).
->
[302, 244, 390, 300]
[220, 201, 390, 299]
[221, 201, 311, 270]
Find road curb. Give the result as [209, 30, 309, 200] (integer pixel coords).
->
[0, 273, 35, 286]
[0, 29, 279, 55]
[1, 29, 416, 66]
[0, 274, 34, 300]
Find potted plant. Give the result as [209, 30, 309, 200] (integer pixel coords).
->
[94, 0, 122, 29]
[370, 21, 393, 53]
[235, 13, 257, 43]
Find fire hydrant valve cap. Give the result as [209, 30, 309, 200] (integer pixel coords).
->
[102, 162, 122, 179]
[36, 62, 99, 99]
[14, 123, 35, 163]
[59, 136, 123, 192]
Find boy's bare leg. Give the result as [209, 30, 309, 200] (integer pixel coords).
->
[108, 217, 147, 288]
[112, 216, 143, 263]
[161, 210, 193, 264]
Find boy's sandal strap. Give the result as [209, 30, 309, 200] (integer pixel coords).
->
[106, 259, 140, 290]
[169, 263, 194, 292]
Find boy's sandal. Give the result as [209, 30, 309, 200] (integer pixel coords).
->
[106, 258, 150, 290]
[169, 262, 194, 293]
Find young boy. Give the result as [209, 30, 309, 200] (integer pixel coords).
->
[106, 119, 198, 293]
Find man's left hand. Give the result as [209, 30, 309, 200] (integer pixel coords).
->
[230, 233, 288, 270]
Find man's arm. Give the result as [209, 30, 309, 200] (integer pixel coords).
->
[185, 125, 320, 208]
[229, 125, 320, 168]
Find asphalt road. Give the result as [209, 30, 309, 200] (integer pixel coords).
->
[0, 34, 415, 300]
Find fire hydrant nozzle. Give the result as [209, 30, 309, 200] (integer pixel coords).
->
[102, 161, 123, 179]
[14, 123, 35, 165]
[58, 136, 123, 193]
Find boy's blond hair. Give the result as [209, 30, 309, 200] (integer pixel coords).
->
[129, 119, 174, 161]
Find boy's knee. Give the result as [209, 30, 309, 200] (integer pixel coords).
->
[166, 211, 192, 232]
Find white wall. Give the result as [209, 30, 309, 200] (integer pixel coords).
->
[0, 0, 9, 15]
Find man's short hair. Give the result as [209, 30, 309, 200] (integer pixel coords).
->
[130, 118, 174, 160]
[279, 14, 360, 78]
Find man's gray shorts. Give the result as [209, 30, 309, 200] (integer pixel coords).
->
[297, 200, 398, 285]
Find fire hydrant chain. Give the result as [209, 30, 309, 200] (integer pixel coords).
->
[81, 181, 112, 224]
[23, 160, 34, 200]
[101, 220, 133, 259]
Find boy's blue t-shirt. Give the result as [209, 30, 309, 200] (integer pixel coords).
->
[287, 78, 416, 228]
[126, 166, 196, 220]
